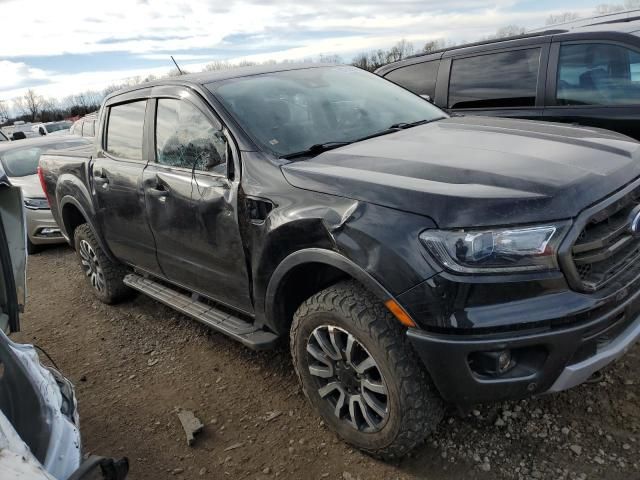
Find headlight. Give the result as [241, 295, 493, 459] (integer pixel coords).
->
[23, 197, 49, 210]
[419, 222, 571, 274]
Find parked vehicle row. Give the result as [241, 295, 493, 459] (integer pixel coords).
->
[0, 136, 91, 253]
[38, 61, 640, 458]
[376, 15, 640, 140]
[70, 113, 98, 138]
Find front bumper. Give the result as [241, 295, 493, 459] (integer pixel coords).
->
[25, 208, 65, 245]
[407, 286, 640, 405]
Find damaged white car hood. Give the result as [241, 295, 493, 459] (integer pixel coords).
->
[0, 330, 81, 479]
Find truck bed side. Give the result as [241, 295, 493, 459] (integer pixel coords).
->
[38, 144, 97, 245]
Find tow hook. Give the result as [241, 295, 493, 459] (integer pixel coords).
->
[585, 370, 604, 384]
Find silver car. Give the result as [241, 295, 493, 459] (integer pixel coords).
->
[0, 136, 91, 253]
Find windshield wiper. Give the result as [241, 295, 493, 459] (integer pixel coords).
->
[280, 117, 447, 160]
[349, 117, 447, 144]
[281, 141, 352, 160]
[388, 118, 445, 130]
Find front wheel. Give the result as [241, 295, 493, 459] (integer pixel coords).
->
[290, 280, 444, 459]
[73, 224, 130, 304]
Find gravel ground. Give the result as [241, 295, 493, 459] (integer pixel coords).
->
[14, 245, 640, 480]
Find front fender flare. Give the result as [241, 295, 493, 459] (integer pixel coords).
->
[264, 248, 394, 330]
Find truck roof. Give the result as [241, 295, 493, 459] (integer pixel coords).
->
[104, 63, 340, 101]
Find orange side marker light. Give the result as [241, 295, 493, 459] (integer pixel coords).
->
[384, 299, 417, 328]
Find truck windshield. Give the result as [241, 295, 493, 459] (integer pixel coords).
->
[208, 66, 447, 157]
[45, 122, 72, 133]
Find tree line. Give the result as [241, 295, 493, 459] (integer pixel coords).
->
[1, 1, 637, 127]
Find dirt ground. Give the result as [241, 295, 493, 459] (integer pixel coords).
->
[14, 245, 640, 480]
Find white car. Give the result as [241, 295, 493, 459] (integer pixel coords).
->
[32, 121, 73, 136]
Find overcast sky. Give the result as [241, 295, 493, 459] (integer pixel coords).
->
[0, 0, 609, 103]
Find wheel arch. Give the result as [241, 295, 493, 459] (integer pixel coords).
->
[264, 248, 393, 335]
[59, 196, 116, 261]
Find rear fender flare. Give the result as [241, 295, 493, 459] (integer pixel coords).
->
[59, 195, 116, 262]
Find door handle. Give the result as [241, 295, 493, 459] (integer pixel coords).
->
[93, 169, 109, 190]
[148, 185, 169, 203]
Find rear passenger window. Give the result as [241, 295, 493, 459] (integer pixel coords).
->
[106, 101, 147, 160]
[385, 61, 440, 99]
[82, 120, 95, 137]
[556, 43, 640, 106]
[155, 99, 227, 174]
[448, 48, 541, 109]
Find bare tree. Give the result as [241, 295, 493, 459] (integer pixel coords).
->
[387, 39, 415, 63]
[20, 89, 43, 122]
[351, 53, 371, 71]
[595, 3, 625, 14]
[546, 11, 581, 25]
[0, 101, 9, 124]
[319, 54, 343, 64]
[423, 39, 446, 53]
[488, 25, 526, 39]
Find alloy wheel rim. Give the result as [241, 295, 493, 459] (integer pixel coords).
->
[79, 240, 105, 293]
[306, 325, 389, 433]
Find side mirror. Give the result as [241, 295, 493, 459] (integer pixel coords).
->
[420, 94, 433, 103]
[38, 127, 46, 136]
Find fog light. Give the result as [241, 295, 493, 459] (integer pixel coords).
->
[469, 350, 514, 377]
[497, 351, 511, 372]
[37, 227, 61, 238]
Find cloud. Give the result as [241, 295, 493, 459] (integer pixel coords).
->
[0, 0, 604, 102]
[0, 60, 49, 90]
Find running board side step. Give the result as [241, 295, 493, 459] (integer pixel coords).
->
[123, 273, 279, 350]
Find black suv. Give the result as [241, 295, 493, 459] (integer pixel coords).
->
[376, 12, 640, 139]
[39, 64, 640, 459]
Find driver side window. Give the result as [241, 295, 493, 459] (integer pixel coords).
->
[155, 98, 228, 174]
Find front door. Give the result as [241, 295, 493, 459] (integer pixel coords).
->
[544, 41, 640, 140]
[143, 92, 253, 314]
[92, 99, 160, 273]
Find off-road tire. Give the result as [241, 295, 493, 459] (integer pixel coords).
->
[290, 280, 444, 460]
[73, 223, 130, 304]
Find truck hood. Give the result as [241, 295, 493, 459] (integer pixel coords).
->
[281, 116, 640, 228]
[7, 175, 43, 199]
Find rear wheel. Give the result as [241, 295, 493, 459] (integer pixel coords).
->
[290, 280, 444, 459]
[73, 224, 130, 304]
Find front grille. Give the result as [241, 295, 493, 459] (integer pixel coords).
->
[571, 190, 640, 291]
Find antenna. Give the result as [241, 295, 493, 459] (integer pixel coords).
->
[171, 56, 184, 75]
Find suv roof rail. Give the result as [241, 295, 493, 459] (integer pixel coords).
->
[402, 30, 567, 61]
[529, 8, 640, 31]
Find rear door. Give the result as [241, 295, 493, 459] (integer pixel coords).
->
[544, 38, 640, 139]
[92, 94, 161, 274]
[443, 43, 549, 120]
[143, 86, 253, 313]
[0, 176, 25, 333]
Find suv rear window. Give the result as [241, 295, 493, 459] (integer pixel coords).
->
[106, 101, 147, 160]
[385, 61, 440, 99]
[448, 48, 541, 109]
[557, 43, 640, 105]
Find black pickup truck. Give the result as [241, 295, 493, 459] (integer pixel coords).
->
[39, 63, 640, 458]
